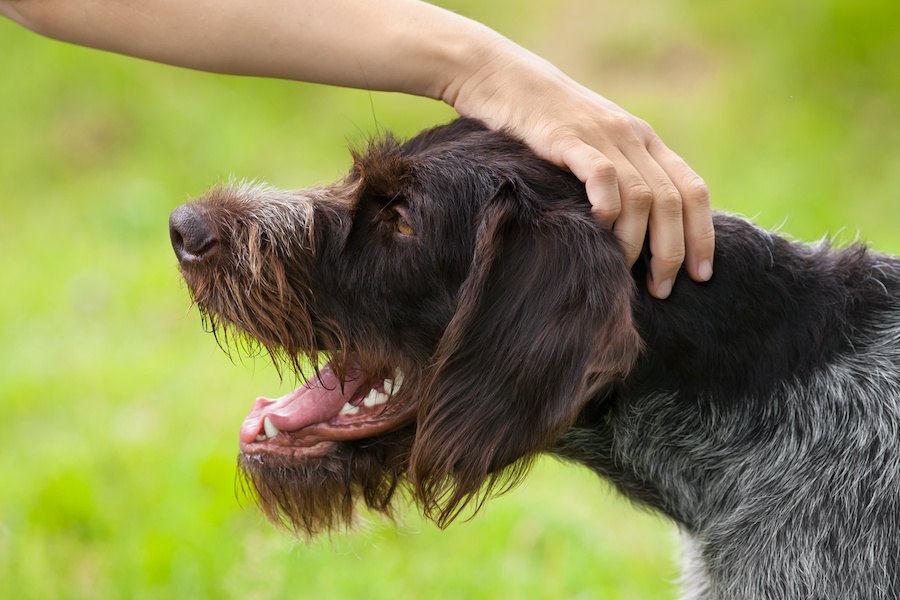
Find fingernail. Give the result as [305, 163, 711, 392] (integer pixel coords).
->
[698, 259, 713, 282]
[655, 278, 674, 299]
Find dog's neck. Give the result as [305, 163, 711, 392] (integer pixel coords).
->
[626, 214, 894, 400]
[553, 214, 898, 527]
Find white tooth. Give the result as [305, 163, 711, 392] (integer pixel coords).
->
[339, 402, 359, 415]
[363, 389, 380, 407]
[263, 417, 280, 439]
[255, 434, 267, 442]
[364, 389, 390, 407]
[386, 370, 404, 395]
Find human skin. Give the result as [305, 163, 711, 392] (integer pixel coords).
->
[0, 0, 714, 298]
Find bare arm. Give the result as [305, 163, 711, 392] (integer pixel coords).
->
[0, 0, 478, 96]
[0, 0, 714, 297]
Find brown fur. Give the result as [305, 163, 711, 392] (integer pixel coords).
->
[174, 118, 640, 534]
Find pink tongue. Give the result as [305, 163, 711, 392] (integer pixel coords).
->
[239, 363, 365, 443]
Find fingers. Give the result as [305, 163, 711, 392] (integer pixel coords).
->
[559, 141, 621, 227]
[648, 137, 715, 283]
[540, 119, 714, 300]
[620, 146, 686, 298]
[605, 151, 652, 267]
[561, 141, 660, 270]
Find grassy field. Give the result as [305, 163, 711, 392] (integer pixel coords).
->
[1, 1, 898, 598]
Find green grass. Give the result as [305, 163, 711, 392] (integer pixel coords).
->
[1, 1, 898, 598]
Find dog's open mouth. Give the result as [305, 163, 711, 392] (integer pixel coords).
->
[238, 361, 415, 458]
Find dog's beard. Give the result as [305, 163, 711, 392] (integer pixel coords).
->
[238, 427, 414, 537]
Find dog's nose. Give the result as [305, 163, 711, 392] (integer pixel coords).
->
[169, 204, 217, 264]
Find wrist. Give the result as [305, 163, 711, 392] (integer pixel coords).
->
[430, 19, 519, 109]
[444, 36, 564, 127]
[366, 1, 502, 102]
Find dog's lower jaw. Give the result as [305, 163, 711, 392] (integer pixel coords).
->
[240, 440, 337, 461]
[238, 362, 416, 457]
[237, 405, 417, 460]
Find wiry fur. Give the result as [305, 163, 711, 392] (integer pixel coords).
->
[180, 181, 322, 374]
[173, 118, 900, 598]
[239, 428, 414, 537]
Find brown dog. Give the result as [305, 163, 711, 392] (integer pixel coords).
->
[171, 118, 900, 600]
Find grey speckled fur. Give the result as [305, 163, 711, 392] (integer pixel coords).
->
[554, 250, 900, 599]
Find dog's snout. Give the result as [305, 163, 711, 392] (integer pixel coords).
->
[169, 204, 218, 264]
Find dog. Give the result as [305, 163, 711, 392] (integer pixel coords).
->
[169, 118, 900, 599]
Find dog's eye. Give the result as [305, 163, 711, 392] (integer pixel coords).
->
[395, 214, 415, 236]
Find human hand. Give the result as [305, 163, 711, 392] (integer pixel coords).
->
[445, 39, 715, 299]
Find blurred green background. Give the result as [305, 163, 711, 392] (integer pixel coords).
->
[1, 1, 898, 598]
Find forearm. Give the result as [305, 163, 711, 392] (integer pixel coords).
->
[2, 0, 715, 293]
[0, 0, 503, 100]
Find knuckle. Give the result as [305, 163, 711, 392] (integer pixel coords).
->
[548, 134, 579, 160]
[657, 187, 684, 216]
[591, 202, 620, 222]
[538, 117, 573, 138]
[604, 114, 633, 136]
[624, 184, 653, 211]
[546, 127, 582, 158]
[654, 249, 686, 270]
[634, 118, 657, 139]
[590, 159, 618, 185]
[551, 125, 580, 144]
[694, 223, 717, 243]
[618, 237, 643, 261]
[683, 176, 711, 206]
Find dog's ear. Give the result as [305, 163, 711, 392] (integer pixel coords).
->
[411, 181, 642, 526]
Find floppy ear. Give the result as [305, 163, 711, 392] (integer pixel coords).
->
[411, 181, 642, 525]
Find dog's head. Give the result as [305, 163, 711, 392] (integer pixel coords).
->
[170, 118, 641, 535]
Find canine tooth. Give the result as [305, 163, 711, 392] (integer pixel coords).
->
[263, 417, 280, 439]
[339, 402, 359, 415]
[372, 391, 389, 406]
